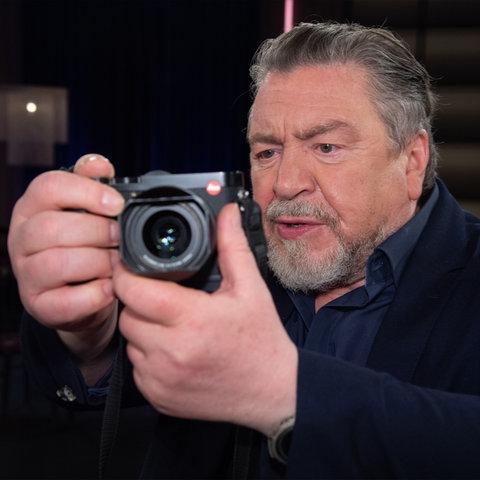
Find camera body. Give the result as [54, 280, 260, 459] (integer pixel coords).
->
[104, 170, 267, 291]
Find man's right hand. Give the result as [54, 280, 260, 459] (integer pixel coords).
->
[7, 154, 125, 378]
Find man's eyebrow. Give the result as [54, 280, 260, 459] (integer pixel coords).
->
[247, 120, 356, 145]
[247, 132, 282, 145]
[295, 121, 353, 141]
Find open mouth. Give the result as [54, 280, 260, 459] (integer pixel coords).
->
[284, 223, 305, 228]
[274, 218, 325, 240]
[276, 217, 321, 227]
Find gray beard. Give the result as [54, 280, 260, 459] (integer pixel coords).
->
[265, 200, 390, 294]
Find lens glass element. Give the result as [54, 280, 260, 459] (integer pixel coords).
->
[143, 211, 192, 259]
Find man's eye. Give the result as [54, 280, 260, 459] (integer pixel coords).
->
[319, 144, 335, 153]
[258, 149, 276, 160]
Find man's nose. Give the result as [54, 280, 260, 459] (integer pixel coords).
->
[273, 146, 316, 200]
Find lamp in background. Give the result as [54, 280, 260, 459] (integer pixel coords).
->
[0, 85, 67, 167]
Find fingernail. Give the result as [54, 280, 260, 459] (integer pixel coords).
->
[78, 153, 111, 165]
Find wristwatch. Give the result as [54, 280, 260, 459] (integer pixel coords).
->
[267, 415, 295, 464]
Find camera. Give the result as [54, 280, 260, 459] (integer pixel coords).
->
[101, 170, 267, 291]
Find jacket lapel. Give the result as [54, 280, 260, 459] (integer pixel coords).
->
[366, 181, 470, 382]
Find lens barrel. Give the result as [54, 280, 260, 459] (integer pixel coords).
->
[120, 198, 214, 281]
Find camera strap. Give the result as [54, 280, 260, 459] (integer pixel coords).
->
[98, 334, 125, 479]
[237, 194, 269, 280]
[232, 426, 255, 479]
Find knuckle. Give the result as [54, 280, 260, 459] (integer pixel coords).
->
[31, 170, 64, 199]
[31, 211, 60, 243]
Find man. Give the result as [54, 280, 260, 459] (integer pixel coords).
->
[8, 22, 480, 478]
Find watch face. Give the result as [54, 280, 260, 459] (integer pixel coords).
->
[267, 416, 295, 464]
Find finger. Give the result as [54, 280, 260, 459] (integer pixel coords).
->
[28, 279, 116, 329]
[73, 153, 116, 179]
[9, 169, 124, 226]
[14, 210, 119, 256]
[119, 308, 161, 358]
[216, 203, 264, 292]
[113, 261, 206, 327]
[20, 247, 117, 294]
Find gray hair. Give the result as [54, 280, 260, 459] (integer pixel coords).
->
[249, 22, 438, 198]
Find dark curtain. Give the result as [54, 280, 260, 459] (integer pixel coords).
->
[21, 0, 267, 178]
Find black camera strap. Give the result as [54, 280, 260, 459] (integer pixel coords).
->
[237, 193, 269, 280]
[99, 335, 125, 479]
[232, 426, 255, 479]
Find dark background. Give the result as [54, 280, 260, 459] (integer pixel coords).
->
[0, 1, 479, 478]
[19, 0, 264, 175]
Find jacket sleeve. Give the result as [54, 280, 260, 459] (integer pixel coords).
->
[287, 349, 480, 479]
[20, 311, 144, 410]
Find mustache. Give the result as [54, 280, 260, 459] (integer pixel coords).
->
[264, 200, 338, 227]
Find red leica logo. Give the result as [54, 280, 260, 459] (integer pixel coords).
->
[206, 180, 222, 196]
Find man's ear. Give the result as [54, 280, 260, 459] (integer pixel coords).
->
[406, 129, 429, 202]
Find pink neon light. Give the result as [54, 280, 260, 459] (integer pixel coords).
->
[284, 0, 294, 32]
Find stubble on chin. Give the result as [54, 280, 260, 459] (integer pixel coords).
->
[264, 201, 390, 294]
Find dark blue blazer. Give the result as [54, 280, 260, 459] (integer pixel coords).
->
[22, 180, 480, 478]
[288, 180, 480, 478]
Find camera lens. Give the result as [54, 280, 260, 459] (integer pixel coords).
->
[143, 211, 191, 259]
[120, 197, 214, 279]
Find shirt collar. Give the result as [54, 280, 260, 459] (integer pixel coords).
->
[374, 183, 439, 287]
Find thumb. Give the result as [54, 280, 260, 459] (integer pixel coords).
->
[216, 202, 264, 291]
[73, 153, 116, 179]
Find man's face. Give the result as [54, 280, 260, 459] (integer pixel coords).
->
[248, 64, 427, 293]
